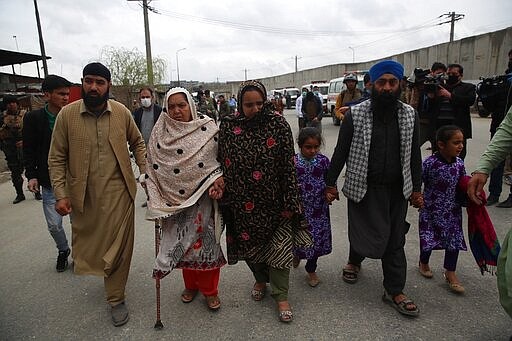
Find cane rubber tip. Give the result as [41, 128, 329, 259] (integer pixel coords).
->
[154, 320, 164, 329]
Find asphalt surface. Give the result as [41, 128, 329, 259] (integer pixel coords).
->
[0, 109, 511, 340]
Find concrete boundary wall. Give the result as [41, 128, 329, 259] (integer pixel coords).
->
[259, 27, 512, 91]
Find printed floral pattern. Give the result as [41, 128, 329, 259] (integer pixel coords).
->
[419, 153, 467, 252]
[218, 105, 301, 268]
[293, 153, 332, 260]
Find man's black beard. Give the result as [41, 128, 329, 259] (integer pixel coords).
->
[371, 86, 400, 113]
[82, 86, 110, 109]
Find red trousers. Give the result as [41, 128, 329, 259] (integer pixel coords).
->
[182, 268, 220, 296]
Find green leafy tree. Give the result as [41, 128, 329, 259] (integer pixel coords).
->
[100, 46, 166, 87]
[100, 46, 167, 107]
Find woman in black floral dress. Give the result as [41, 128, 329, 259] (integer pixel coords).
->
[218, 80, 311, 322]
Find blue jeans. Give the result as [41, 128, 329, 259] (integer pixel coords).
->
[42, 186, 69, 252]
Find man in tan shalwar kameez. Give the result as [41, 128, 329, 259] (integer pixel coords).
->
[48, 63, 146, 327]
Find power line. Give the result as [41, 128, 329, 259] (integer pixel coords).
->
[151, 8, 446, 38]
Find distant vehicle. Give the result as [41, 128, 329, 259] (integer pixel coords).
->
[282, 87, 300, 108]
[327, 72, 366, 125]
[270, 89, 284, 97]
[301, 82, 329, 114]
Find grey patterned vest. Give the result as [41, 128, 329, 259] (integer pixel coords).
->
[342, 99, 416, 203]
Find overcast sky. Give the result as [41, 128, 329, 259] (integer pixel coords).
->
[0, 0, 511, 84]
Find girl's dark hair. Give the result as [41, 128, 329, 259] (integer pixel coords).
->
[436, 125, 463, 144]
[297, 127, 323, 148]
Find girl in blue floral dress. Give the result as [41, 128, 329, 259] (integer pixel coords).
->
[293, 127, 332, 287]
[419, 125, 467, 294]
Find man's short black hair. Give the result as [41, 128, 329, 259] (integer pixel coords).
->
[363, 73, 371, 84]
[41, 75, 72, 92]
[3, 95, 19, 104]
[431, 62, 447, 73]
[447, 63, 464, 75]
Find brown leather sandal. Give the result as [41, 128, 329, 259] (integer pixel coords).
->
[205, 295, 221, 311]
[181, 289, 198, 303]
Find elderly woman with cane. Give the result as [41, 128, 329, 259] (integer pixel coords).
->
[142, 87, 226, 326]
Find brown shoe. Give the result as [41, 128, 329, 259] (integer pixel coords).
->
[444, 273, 465, 294]
[111, 302, 129, 327]
[307, 272, 320, 287]
[418, 262, 433, 279]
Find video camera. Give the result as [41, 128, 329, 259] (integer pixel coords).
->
[423, 73, 448, 93]
[477, 74, 512, 113]
[409, 68, 447, 93]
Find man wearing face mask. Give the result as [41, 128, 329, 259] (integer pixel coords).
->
[133, 87, 161, 207]
[133, 87, 162, 147]
[325, 60, 423, 318]
[428, 63, 475, 159]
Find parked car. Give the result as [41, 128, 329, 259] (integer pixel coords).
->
[327, 73, 365, 125]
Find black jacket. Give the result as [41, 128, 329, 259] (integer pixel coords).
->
[22, 107, 53, 188]
[133, 104, 162, 130]
[429, 81, 476, 138]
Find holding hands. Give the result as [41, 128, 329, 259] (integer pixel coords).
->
[409, 191, 424, 209]
[325, 186, 339, 204]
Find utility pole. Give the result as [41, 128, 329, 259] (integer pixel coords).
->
[176, 48, 186, 86]
[294, 55, 302, 72]
[244, 69, 248, 81]
[348, 46, 355, 63]
[439, 12, 464, 42]
[33, 0, 48, 77]
[142, 0, 154, 86]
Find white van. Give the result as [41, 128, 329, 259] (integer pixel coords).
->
[301, 82, 329, 114]
[327, 73, 366, 125]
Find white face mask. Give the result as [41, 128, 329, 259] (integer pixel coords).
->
[140, 98, 152, 108]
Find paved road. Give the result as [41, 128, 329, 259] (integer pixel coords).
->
[0, 110, 511, 340]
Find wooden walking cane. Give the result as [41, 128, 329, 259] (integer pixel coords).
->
[154, 219, 164, 329]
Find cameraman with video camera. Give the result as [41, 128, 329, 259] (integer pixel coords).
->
[427, 63, 476, 159]
[408, 62, 447, 149]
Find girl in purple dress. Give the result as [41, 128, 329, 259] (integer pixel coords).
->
[293, 127, 332, 287]
[419, 125, 467, 294]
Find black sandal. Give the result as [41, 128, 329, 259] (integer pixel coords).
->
[382, 292, 419, 317]
[342, 264, 360, 284]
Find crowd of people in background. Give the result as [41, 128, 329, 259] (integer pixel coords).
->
[1, 50, 512, 328]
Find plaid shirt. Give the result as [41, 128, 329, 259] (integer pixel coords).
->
[342, 100, 416, 202]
